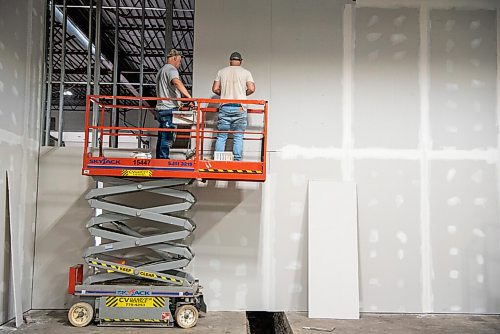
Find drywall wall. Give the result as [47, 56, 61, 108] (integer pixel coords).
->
[428, 8, 500, 314]
[430, 9, 497, 150]
[192, 0, 500, 313]
[32, 147, 93, 309]
[269, 0, 344, 150]
[355, 160, 422, 312]
[32, 0, 500, 314]
[354, 8, 420, 149]
[0, 0, 45, 323]
[430, 161, 499, 313]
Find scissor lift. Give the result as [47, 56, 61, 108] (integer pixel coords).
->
[67, 96, 268, 328]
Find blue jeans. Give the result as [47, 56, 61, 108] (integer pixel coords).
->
[214, 104, 247, 161]
[156, 108, 177, 159]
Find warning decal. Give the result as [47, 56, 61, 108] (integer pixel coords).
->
[105, 296, 165, 308]
[121, 170, 153, 177]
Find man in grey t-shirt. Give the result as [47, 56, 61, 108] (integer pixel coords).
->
[155, 49, 192, 159]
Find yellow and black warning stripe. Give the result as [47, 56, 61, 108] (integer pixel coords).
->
[138, 270, 183, 284]
[102, 318, 169, 323]
[153, 298, 165, 308]
[105, 296, 119, 308]
[89, 259, 183, 284]
[199, 168, 263, 174]
[163, 276, 181, 284]
[89, 260, 134, 275]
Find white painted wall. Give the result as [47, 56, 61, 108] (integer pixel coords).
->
[32, 0, 500, 314]
[0, 0, 45, 323]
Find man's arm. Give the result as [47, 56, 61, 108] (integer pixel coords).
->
[246, 81, 255, 96]
[212, 80, 221, 95]
[172, 78, 192, 98]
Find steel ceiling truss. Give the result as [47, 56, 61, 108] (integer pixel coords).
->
[44, 0, 195, 146]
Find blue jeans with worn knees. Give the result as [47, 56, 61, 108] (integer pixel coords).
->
[214, 104, 247, 161]
[156, 108, 176, 159]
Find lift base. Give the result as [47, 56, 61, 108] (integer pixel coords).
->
[73, 282, 205, 328]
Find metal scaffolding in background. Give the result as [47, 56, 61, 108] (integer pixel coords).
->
[42, 0, 195, 147]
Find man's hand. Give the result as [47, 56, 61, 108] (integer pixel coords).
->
[179, 101, 195, 111]
[246, 81, 255, 96]
[181, 101, 195, 108]
[212, 80, 221, 96]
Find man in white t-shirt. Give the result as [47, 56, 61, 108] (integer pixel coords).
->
[212, 52, 255, 161]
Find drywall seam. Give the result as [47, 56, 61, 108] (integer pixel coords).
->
[279, 145, 498, 162]
[25, 1, 48, 309]
[280, 146, 343, 160]
[18, 0, 34, 314]
[268, 0, 272, 113]
[259, 154, 274, 309]
[356, 0, 500, 10]
[29, 0, 45, 312]
[419, 1, 433, 313]
[497, 9, 500, 231]
[342, 4, 355, 182]
[260, 0, 274, 310]
[427, 149, 498, 162]
[31, 0, 46, 311]
[37, 0, 48, 144]
[356, 0, 421, 8]
[5, 172, 22, 326]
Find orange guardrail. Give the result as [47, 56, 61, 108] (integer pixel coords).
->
[82, 95, 268, 181]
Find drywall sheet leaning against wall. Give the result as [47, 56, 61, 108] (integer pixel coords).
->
[429, 9, 497, 150]
[430, 161, 500, 313]
[353, 7, 420, 149]
[308, 181, 359, 319]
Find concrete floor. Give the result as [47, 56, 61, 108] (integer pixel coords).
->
[0, 310, 248, 334]
[1, 310, 500, 333]
[287, 312, 500, 334]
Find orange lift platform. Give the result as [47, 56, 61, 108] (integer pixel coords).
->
[67, 95, 268, 329]
[82, 95, 268, 181]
